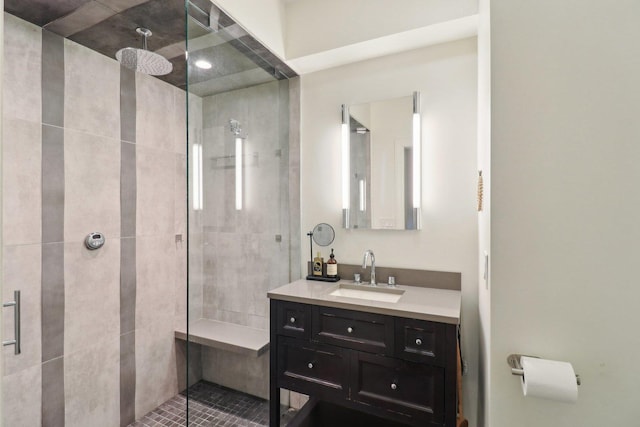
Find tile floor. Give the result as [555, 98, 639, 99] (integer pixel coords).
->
[129, 381, 295, 427]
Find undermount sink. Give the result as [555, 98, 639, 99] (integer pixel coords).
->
[329, 283, 405, 303]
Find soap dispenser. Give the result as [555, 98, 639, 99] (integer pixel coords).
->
[312, 252, 323, 276]
[327, 248, 338, 278]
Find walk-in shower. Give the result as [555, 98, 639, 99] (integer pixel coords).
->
[1, 0, 298, 425]
[184, 1, 300, 422]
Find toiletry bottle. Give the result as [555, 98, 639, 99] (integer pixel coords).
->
[312, 252, 323, 276]
[327, 248, 338, 278]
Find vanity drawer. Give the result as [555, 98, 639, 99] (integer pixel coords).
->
[351, 351, 445, 425]
[312, 306, 394, 355]
[276, 301, 311, 339]
[277, 336, 349, 399]
[395, 317, 456, 366]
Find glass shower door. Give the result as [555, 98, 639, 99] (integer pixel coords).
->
[185, 1, 299, 425]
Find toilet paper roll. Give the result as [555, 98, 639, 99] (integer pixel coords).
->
[520, 356, 578, 403]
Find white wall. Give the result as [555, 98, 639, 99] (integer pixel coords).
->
[0, 0, 4, 422]
[284, 0, 477, 59]
[489, 1, 640, 425]
[300, 38, 479, 425]
[477, 0, 491, 426]
[214, 0, 286, 59]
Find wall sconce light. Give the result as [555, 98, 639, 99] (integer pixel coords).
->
[412, 91, 421, 228]
[235, 136, 243, 210]
[230, 119, 243, 211]
[359, 179, 366, 212]
[341, 104, 350, 228]
[192, 143, 203, 211]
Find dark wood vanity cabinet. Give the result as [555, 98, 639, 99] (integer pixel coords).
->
[270, 300, 458, 427]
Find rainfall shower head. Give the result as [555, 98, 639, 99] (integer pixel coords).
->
[115, 28, 173, 76]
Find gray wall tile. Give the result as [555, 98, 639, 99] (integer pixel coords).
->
[120, 237, 136, 334]
[63, 129, 120, 242]
[4, 14, 42, 124]
[201, 347, 269, 399]
[41, 30, 63, 127]
[120, 332, 136, 427]
[64, 38, 119, 139]
[41, 243, 64, 363]
[63, 241, 120, 356]
[120, 53, 138, 427]
[136, 146, 175, 237]
[2, 364, 42, 426]
[120, 67, 136, 144]
[3, 244, 42, 376]
[136, 73, 178, 152]
[174, 89, 187, 155]
[136, 235, 176, 330]
[41, 125, 64, 244]
[2, 118, 42, 245]
[121, 142, 137, 238]
[41, 357, 64, 427]
[135, 325, 178, 419]
[64, 337, 120, 427]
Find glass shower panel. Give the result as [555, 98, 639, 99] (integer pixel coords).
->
[186, 1, 297, 424]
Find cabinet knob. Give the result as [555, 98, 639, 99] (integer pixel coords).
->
[290, 317, 296, 324]
[391, 383, 398, 390]
[308, 362, 314, 369]
[415, 338, 422, 346]
[347, 327, 353, 334]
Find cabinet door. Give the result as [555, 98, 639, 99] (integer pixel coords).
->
[277, 336, 349, 400]
[350, 351, 446, 425]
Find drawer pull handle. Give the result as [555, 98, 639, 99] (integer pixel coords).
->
[290, 317, 296, 324]
[415, 338, 422, 346]
[308, 363, 314, 369]
[347, 327, 353, 334]
[391, 383, 398, 390]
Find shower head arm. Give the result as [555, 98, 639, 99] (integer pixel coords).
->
[136, 27, 152, 51]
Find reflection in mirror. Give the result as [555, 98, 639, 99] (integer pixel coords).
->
[342, 92, 421, 230]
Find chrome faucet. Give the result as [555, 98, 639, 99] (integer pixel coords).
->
[362, 249, 376, 286]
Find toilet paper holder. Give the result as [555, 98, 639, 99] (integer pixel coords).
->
[507, 354, 581, 386]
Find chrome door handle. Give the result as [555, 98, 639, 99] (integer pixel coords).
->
[2, 290, 21, 355]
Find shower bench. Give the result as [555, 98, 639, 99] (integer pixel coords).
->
[175, 319, 270, 357]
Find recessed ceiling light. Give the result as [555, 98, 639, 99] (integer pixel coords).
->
[195, 59, 212, 70]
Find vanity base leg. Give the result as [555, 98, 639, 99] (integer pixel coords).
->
[270, 299, 280, 426]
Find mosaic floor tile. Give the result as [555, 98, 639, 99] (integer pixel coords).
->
[129, 381, 295, 427]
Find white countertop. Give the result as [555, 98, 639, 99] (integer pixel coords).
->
[268, 279, 461, 324]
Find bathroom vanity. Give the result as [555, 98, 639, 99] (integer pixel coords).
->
[268, 278, 461, 427]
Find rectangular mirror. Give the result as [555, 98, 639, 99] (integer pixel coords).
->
[342, 92, 421, 230]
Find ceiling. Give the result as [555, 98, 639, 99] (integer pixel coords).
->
[4, 0, 296, 95]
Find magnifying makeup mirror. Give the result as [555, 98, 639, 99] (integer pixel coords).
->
[306, 223, 339, 282]
[311, 223, 335, 247]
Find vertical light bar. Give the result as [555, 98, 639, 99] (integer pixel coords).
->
[359, 179, 366, 212]
[412, 92, 421, 210]
[192, 143, 203, 210]
[235, 137, 242, 210]
[341, 104, 350, 228]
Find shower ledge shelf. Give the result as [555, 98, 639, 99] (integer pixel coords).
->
[175, 319, 269, 357]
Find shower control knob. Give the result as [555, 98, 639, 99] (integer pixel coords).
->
[415, 338, 422, 346]
[391, 383, 398, 390]
[308, 363, 314, 369]
[347, 327, 353, 334]
[85, 232, 105, 250]
[289, 317, 296, 324]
